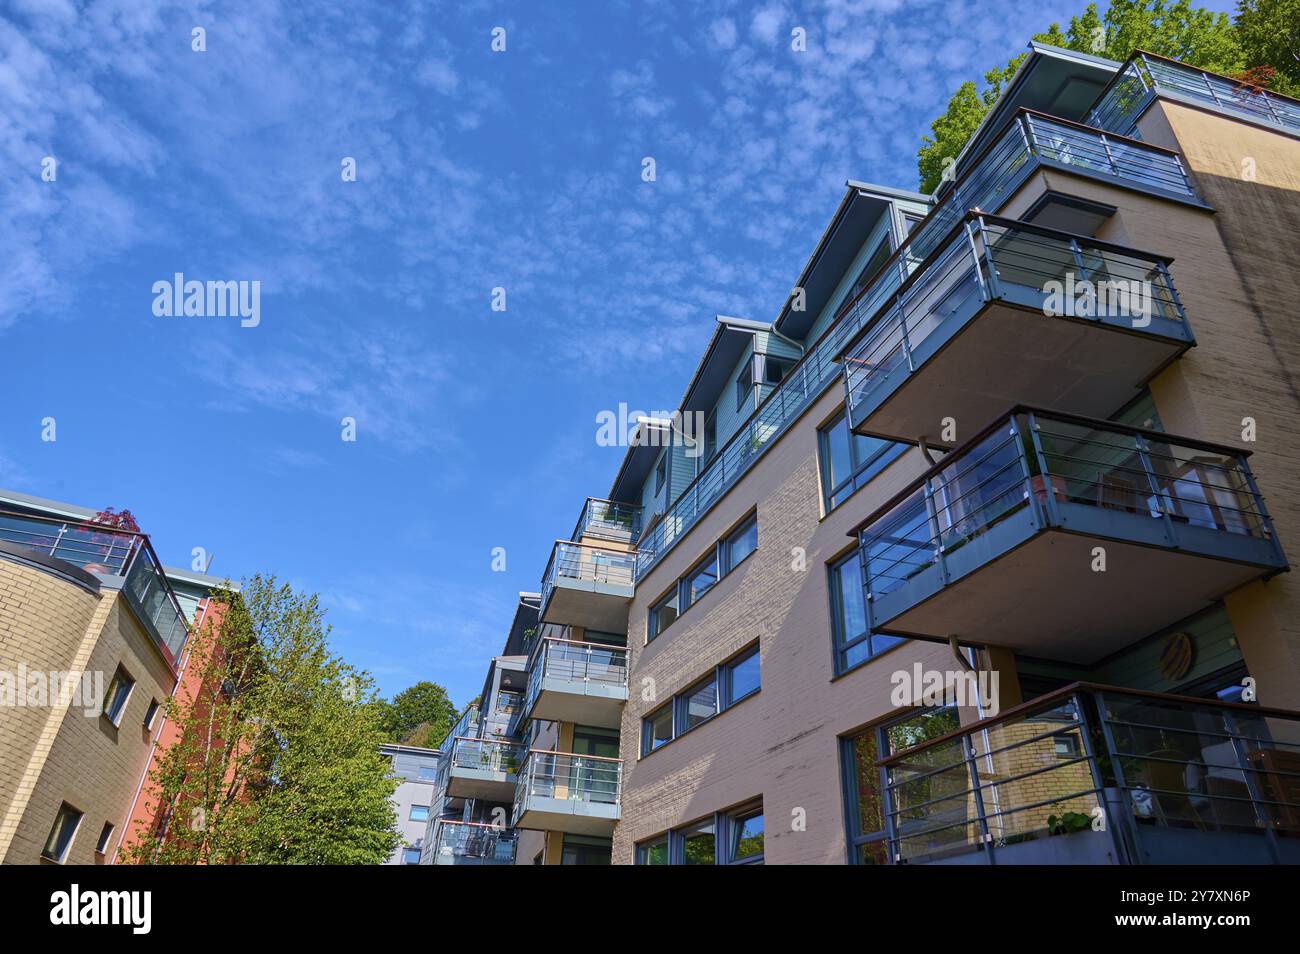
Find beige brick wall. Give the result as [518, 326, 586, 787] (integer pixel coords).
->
[0, 557, 176, 865]
[613, 377, 976, 865]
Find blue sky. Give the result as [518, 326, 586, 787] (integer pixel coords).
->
[0, 0, 1234, 705]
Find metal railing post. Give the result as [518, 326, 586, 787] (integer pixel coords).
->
[1220, 707, 1282, 864]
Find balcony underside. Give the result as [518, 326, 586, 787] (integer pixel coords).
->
[528, 679, 627, 729]
[513, 797, 619, 836]
[849, 300, 1190, 444]
[872, 503, 1282, 665]
[445, 768, 518, 802]
[540, 580, 634, 631]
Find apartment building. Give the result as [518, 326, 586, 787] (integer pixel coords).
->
[0, 489, 228, 865]
[433, 42, 1300, 866]
[381, 744, 442, 865]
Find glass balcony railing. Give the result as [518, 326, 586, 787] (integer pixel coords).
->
[0, 510, 191, 663]
[573, 498, 643, 543]
[430, 820, 517, 865]
[436, 703, 480, 757]
[840, 212, 1192, 434]
[634, 109, 1197, 580]
[539, 541, 637, 618]
[1090, 51, 1300, 140]
[879, 684, 1300, 865]
[512, 749, 623, 823]
[447, 737, 525, 776]
[523, 636, 628, 718]
[855, 408, 1286, 637]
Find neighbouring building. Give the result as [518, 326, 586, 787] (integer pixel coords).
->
[382, 743, 442, 865]
[0, 489, 229, 865]
[430, 43, 1300, 866]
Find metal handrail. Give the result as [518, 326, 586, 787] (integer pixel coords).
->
[632, 107, 1198, 582]
[877, 682, 1300, 865]
[1089, 49, 1300, 139]
[854, 408, 1283, 605]
[0, 509, 191, 664]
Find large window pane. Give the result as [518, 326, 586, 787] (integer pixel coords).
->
[642, 704, 673, 755]
[637, 836, 669, 865]
[726, 648, 760, 704]
[724, 516, 758, 570]
[681, 820, 716, 865]
[680, 675, 718, 732]
[730, 811, 764, 862]
[650, 590, 679, 639]
[684, 554, 719, 606]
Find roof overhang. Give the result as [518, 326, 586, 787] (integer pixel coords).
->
[948, 42, 1120, 188]
[774, 181, 926, 341]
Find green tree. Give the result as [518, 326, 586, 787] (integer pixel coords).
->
[380, 680, 458, 746]
[123, 575, 400, 865]
[916, 1, 1243, 191]
[1235, 0, 1300, 95]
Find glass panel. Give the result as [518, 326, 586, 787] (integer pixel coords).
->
[651, 591, 678, 637]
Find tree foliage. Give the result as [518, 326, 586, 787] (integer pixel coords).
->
[122, 574, 400, 865]
[914, 0, 1296, 191]
[379, 680, 458, 747]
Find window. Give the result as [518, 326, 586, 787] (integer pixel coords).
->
[402, 847, 422, 865]
[636, 835, 669, 865]
[851, 236, 892, 298]
[642, 704, 673, 755]
[680, 819, 716, 865]
[762, 355, 793, 386]
[829, 552, 904, 674]
[640, 643, 759, 755]
[417, 765, 437, 781]
[410, 805, 431, 822]
[142, 698, 161, 730]
[649, 588, 679, 639]
[735, 361, 753, 411]
[654, 454, 667, 495]
[42, 803, 83, 863]
[728, 807, 764, 863]
[702, 409, 717, 464]
[678, 674, 718, 733]
[902, 212, 924, 234]
[95, 822, 115, 855]
[819, 409, 907, 511]
[723, 514, 757, 571]
[649, 512, 757, 639]
[724, 646, 760, 705]
[842, 707, 959, 864]
[102, 665, 135, 727]
[683, 553, 719, 608]
[561, 834, 612, 865]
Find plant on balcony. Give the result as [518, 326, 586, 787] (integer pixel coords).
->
[1046, 811, 1092, 836]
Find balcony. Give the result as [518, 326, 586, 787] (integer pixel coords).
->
[429, 820, 517, 866]
[522, 636, 628, 729]
[879, 684, 1300, 865]
[633, 111, 1199, 582]
[512, 749, 622, 835]
[0, 510, 191, 666]
[852, 408, 1286, 664]
[573, 498, 643, 545]
[838, 213, 1193, 444]
[539, 540, 637, 631]
[1090, 50, 1300, 141]
[441, 737, 524, 802]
